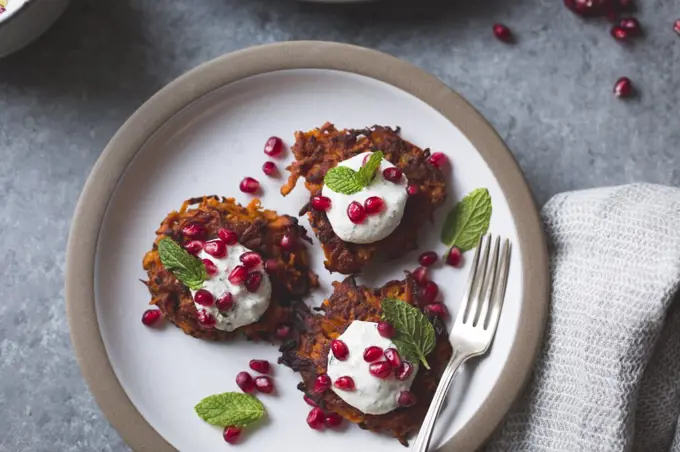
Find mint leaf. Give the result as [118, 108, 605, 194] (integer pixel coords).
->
[440, 188, 492, 252]
[355, 151, 384, 186]
[158, 237, 206, 290]
[381, 298, 436, 370]
[324, 166, 363, 195]
[195, 392, 266, 427]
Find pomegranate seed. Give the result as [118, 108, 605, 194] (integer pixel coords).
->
[418, 251, 438, 267]
[446, 247, 462, 267]
[347, 201, 366, 224]
[236, 371, 255, 393]
[368, 362, 393, 379]
[313, 374, 332, 393]
[610, 25, 629, 41]
[197, 309, 216, 327]
[194, 289, 215, 306]
[218, 228, 238, 245]
[262, 161, 277, 177]
[141, 309, 162, 326]
[254, 376, 275, 394]
[181, 223, 205, 238]
[249, 359, 271, 374]
[397, 390, 417, 407]
[492, 24, 513, 43]
[216, 292, 234, 311]
[223, 426, 242, 444]
[563, 0, 610, 17]
[384, 348, 402, 368]
[264, 136, 283, 157]
[425, 303, 450, 319]
[276, 324, 291, 339]
[333, 376, 355, 390]
[364, 196, 385, 215]
[382, 167, 403, 183]
[240, 251, 262, 269]
[407, 183, 419, 196]
[614, 77, 634, 98]
[363, 346, 384, 362]
[203, 240, 227, 258]
[331, 339, 349, 360]
[619, 17, 641, 35]
[311, 195, 332, 211]
[412, 266, 429, 286]
[202, 258, 218, 277]
[377, 321, 396, 338]
[306, 407, 326, 430]
[264, 258, 279, 274]
[422, 281, 439, 304]
[228, 265, 248, 285]
[674, 19, 680, 36]
[396, 362, 415, 381]
[325, 412, 343, 428]
[303, 395, 318, 407]
[183, 240, 203, 255]
[239, 177, 260, 194]
[280, 234, 294, 251]
[245, 272, 263, 292]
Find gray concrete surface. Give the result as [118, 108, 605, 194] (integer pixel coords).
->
[0, 0, 678, 450]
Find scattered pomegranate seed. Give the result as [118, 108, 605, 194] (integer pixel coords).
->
[264, 136, 284, 157]
[674, 19, 680, 36]
[216, 292, 234, 311]
[347, 201, 367, 224]
[228, 265, 248, 285]
[425, 303, 450, 319]
[276, 324, 291, 339]
[197, 309, 216, 328]
[382, 167, 403, 183]
[397, 390, 417, 407]
[254, 376, 275, 394]
[368, 362, 393, 379]
[614, 77, 634, 98]
[240, 251, 262, 269]
[183, 240, 203, 255]
[313, 374, 332, 393]
[218, 228, 238, 245]
[279, 234, 294, 251]
[311, 195, 332, 211]
[264, 258, 279, 274]
[492, 23, 513, 43]
[407, 183, 420, 196]
[412, 266, 429, 286]
[236, 371, 255, 393]
[418, 251, 438, 267]
[384, 348, 402, 368]
[239, 177, 260, 194]
[306, 407, 326, 430]
[396, 362, 414, 381]
[364, 196, 385, 215]
[182, 223, 205, 238]
[331, 339, 350, 360]
[245, 272, 263, 292]
[333, 376, 355, 390]
[363, 346, 384, 362]
[202, 258, 218, 277]
[249, 359, 271, 374]
[194, 289, 215, 306]
[610, 25, 629, 41]
[141, 309, 162, 326]
[325, 412, 343, 428]
[377, 321, 396, 338]
[203, 240, 227, 258]
[563, 0, 609, 17]
[422, 281, 439, 304]
[262, 161, 278, 176]
[303, 395, 318, 407]
[446, 247, 462, 267]
[223, 426, 242, 444]
[619, 17, 641, 35]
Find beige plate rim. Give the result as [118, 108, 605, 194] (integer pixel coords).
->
[65, 41, 549, 452]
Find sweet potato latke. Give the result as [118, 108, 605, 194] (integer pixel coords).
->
[142, 196, 318, 341]
[279, 275, 452, 445]
[281, 123, 447, 275]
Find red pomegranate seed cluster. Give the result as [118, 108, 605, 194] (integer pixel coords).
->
[305, 406, 344, 431]
[411, 266, 450, 319]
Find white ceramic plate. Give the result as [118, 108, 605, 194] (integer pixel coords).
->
[67, 42, 548, 452]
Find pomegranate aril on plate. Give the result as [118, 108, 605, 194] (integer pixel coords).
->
[264, 136, 283, 157]
[492, 23, 513, 43]
[313, 374, 332, 393]
[347, 201, 366, 224]
[425, 303, 450, 319]
[202, 258, 218, 277]
[614, 77, 634, 98]
[384, 348, 402, 368]
[382, 167, 403, 183]
[254, 376, 275, 394]
[418, 251, 438, 267]
[194, 289, 215, 306]
[249, 359, 271, 374]
[610, 25, 629, 41]
[218, 228, 238, 245]
[303, 395, 318, 407]
[239, 177, 260, 194]
[363, 345, 384, 362]
[311, 195, 332, 211]
[240, 251, 262, 269]
[331, 339, 349, 360]
[369, 361, 393, 379]
[619, 17, 641, 35]
[203, 240, 227, 258]
[674, 19, 680, 36]
[396, 362, 415, 381]
[412, 266, 428, 286]
[563, 0, 609, 17]
[446, 247, 462, 267]
[236, 371, 255, 393]
[245, 272, 263, 292]
[364, 196, 385, 215]
[183, 240, 203, 255]
[216, 292, 234, 311]
[182, 222, 205, 238]
[223, 426, 242, 444]
[228, 265, 248, 285]
[334, 376, 356, 390]
[325, 412, 343, 428]
[279, 234, 294, 251]
[422, 281, 439, 304]
[306, 407, 326, 430]
[397, 390, 417, 407]
[262, 161, 278, 176]
[407, 183, 419, 196]
[197, 309, 216, 328]
[276, 324, 291, 339]
[141, 309, 162, 326]
[377, 321, 396, 338]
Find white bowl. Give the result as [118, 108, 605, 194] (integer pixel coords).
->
[0, 0, 69, 58]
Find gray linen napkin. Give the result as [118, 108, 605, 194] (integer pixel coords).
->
[483, 184, 680, 452]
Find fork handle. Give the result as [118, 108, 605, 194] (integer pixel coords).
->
[412, 349, 469, 452]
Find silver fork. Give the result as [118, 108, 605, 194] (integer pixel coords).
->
[412, 234, 512, 452]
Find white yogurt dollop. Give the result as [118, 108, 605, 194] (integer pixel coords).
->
[322, 152, 408, 244]
[191, 243, 271, 332]
[327, 320, 418, 415]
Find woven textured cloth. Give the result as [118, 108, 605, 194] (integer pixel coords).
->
[483, 184, 680, 452]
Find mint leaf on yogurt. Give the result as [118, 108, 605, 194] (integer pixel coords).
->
[195, 392, 266, 427]
[157, 237, 206, 290]
[440, 188, 492, 252]
[324, 151, 384, 195]
[381, 298, 436, 370]
[355, 151, 384, 186]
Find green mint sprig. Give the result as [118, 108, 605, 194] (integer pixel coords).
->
[381, 298, 436, 369]
[157, 237, 206, 290]
[440, 188, 492, 252]
[324, 151, 384, 195]
[195, 392, 266, 427]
